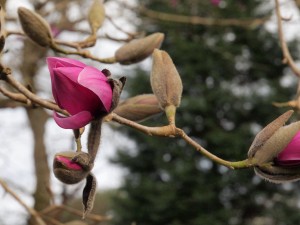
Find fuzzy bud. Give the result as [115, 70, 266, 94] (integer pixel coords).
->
[115, 33, 164, 65]
[18, 7, 53, 47]
[248, 110, 294, 164]
[248, 110, 300, 183]
[53, 151, 91, 184]
[114, 94, 162, 122]
[150, 49, 183, 109]
[88, 0, 105, 34]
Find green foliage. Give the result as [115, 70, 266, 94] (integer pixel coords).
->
[112, 1, 300, 225]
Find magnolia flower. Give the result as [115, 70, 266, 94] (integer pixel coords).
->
[248, 110, 300, 183]
[47, 57, 113, 129]
[275, 131, 300, 166]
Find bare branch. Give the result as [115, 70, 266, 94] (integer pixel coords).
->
[275, 0, 300, 77]
[139, 5, 271, 28]
[0, 179, 47, 225]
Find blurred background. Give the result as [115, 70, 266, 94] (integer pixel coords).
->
[1, 0, 300, 224]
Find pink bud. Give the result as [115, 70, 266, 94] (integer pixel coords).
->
[55, 156, 83, 170]
[275, 131, 300, 166]
[47, 57, 113, 129]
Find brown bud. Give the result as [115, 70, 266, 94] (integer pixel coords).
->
[248, 110, 300, 165]
[88, 0, 105, 34]
[18, 7, 53, 47]
[53, 151, 91, 184]
[254, 165, 300, 183]
[150, 49, 183, 109]
[114, 94, 162, 122]
[82, 173, 97, 218]
[108, 76, 126, 112]
[115, 32, 164, 65]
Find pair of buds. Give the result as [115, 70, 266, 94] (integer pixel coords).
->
[248, 110, 300, 183]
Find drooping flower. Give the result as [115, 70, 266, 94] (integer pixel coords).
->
[47, 57, 113, 129]
[275, 131, 300, 166]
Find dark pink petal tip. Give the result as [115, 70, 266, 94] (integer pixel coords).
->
[55, 156, 83, 170]
[47, 57, 86, 68]
[53, 111, 93, 129]
[276, 131, 300, 166]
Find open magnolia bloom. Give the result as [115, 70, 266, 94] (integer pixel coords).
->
[248, 110, 300, 183]
[47, 57, 113, 129]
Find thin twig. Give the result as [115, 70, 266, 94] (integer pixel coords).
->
[139, 5, 271, 28]
[106, 15, 137, 37]
[275, 0, 300, 77]
[51, 44, 117, 64]
[0, 179, 47, 225]
[0, 69, 69, 116]
[59, 205, 111, 222]
[109, 113, 255, 169]
[0, 86, 29, 105]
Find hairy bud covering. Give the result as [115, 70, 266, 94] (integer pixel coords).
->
[115, 33, 164, 65]
[114, 94, 162, 122]
[18, 7, 53, 47]
[150, 49, 183, 109]
[88, 0, 105, 34]
[53, 151, 91, 184]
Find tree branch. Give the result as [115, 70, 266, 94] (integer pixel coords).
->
[275, 0, 300, 77]
[139, 5, 271, 28]
[0, 179, 47, 225]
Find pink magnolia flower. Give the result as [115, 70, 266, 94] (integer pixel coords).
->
[211, 0, 221, 6]
[47, 57, 113, 129]
[275, 131, 300, 166]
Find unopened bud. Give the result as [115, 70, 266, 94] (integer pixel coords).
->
[53, 151, 90, 184]
[115, 32, 164, 65]
[18, 7, 53, 47]
[248, 110, 294, 164]
[88, 0, 105, 34]
[247, 110, 300, 183]
[150, 49, 183, 109]
[254, 164, 300, 183]
[114, 94, 162, 122]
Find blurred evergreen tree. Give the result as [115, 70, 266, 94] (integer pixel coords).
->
[112, 1, 300, 224]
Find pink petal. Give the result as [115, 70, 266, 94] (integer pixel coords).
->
[52, 70, 101, 115]
[47, 58, 60, 104]
[53, 111, 93, 129]
[53, 67, 82, 83]
[276, 131, 300, 166]
[78, 66, 112, 112]
[55, 156, 82, 170]
[47, 57, 86, 69]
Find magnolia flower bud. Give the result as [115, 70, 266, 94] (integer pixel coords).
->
[88, 0, 105, 34]
[248, 110, 300, 183]
[150, 49, 183, 109]
[115, 33, 164, 65]
[53, 151, 91, 184]
[248, 110, 294, 164]
[114, 94, 162, 122]
[18, 7, 53, 47]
